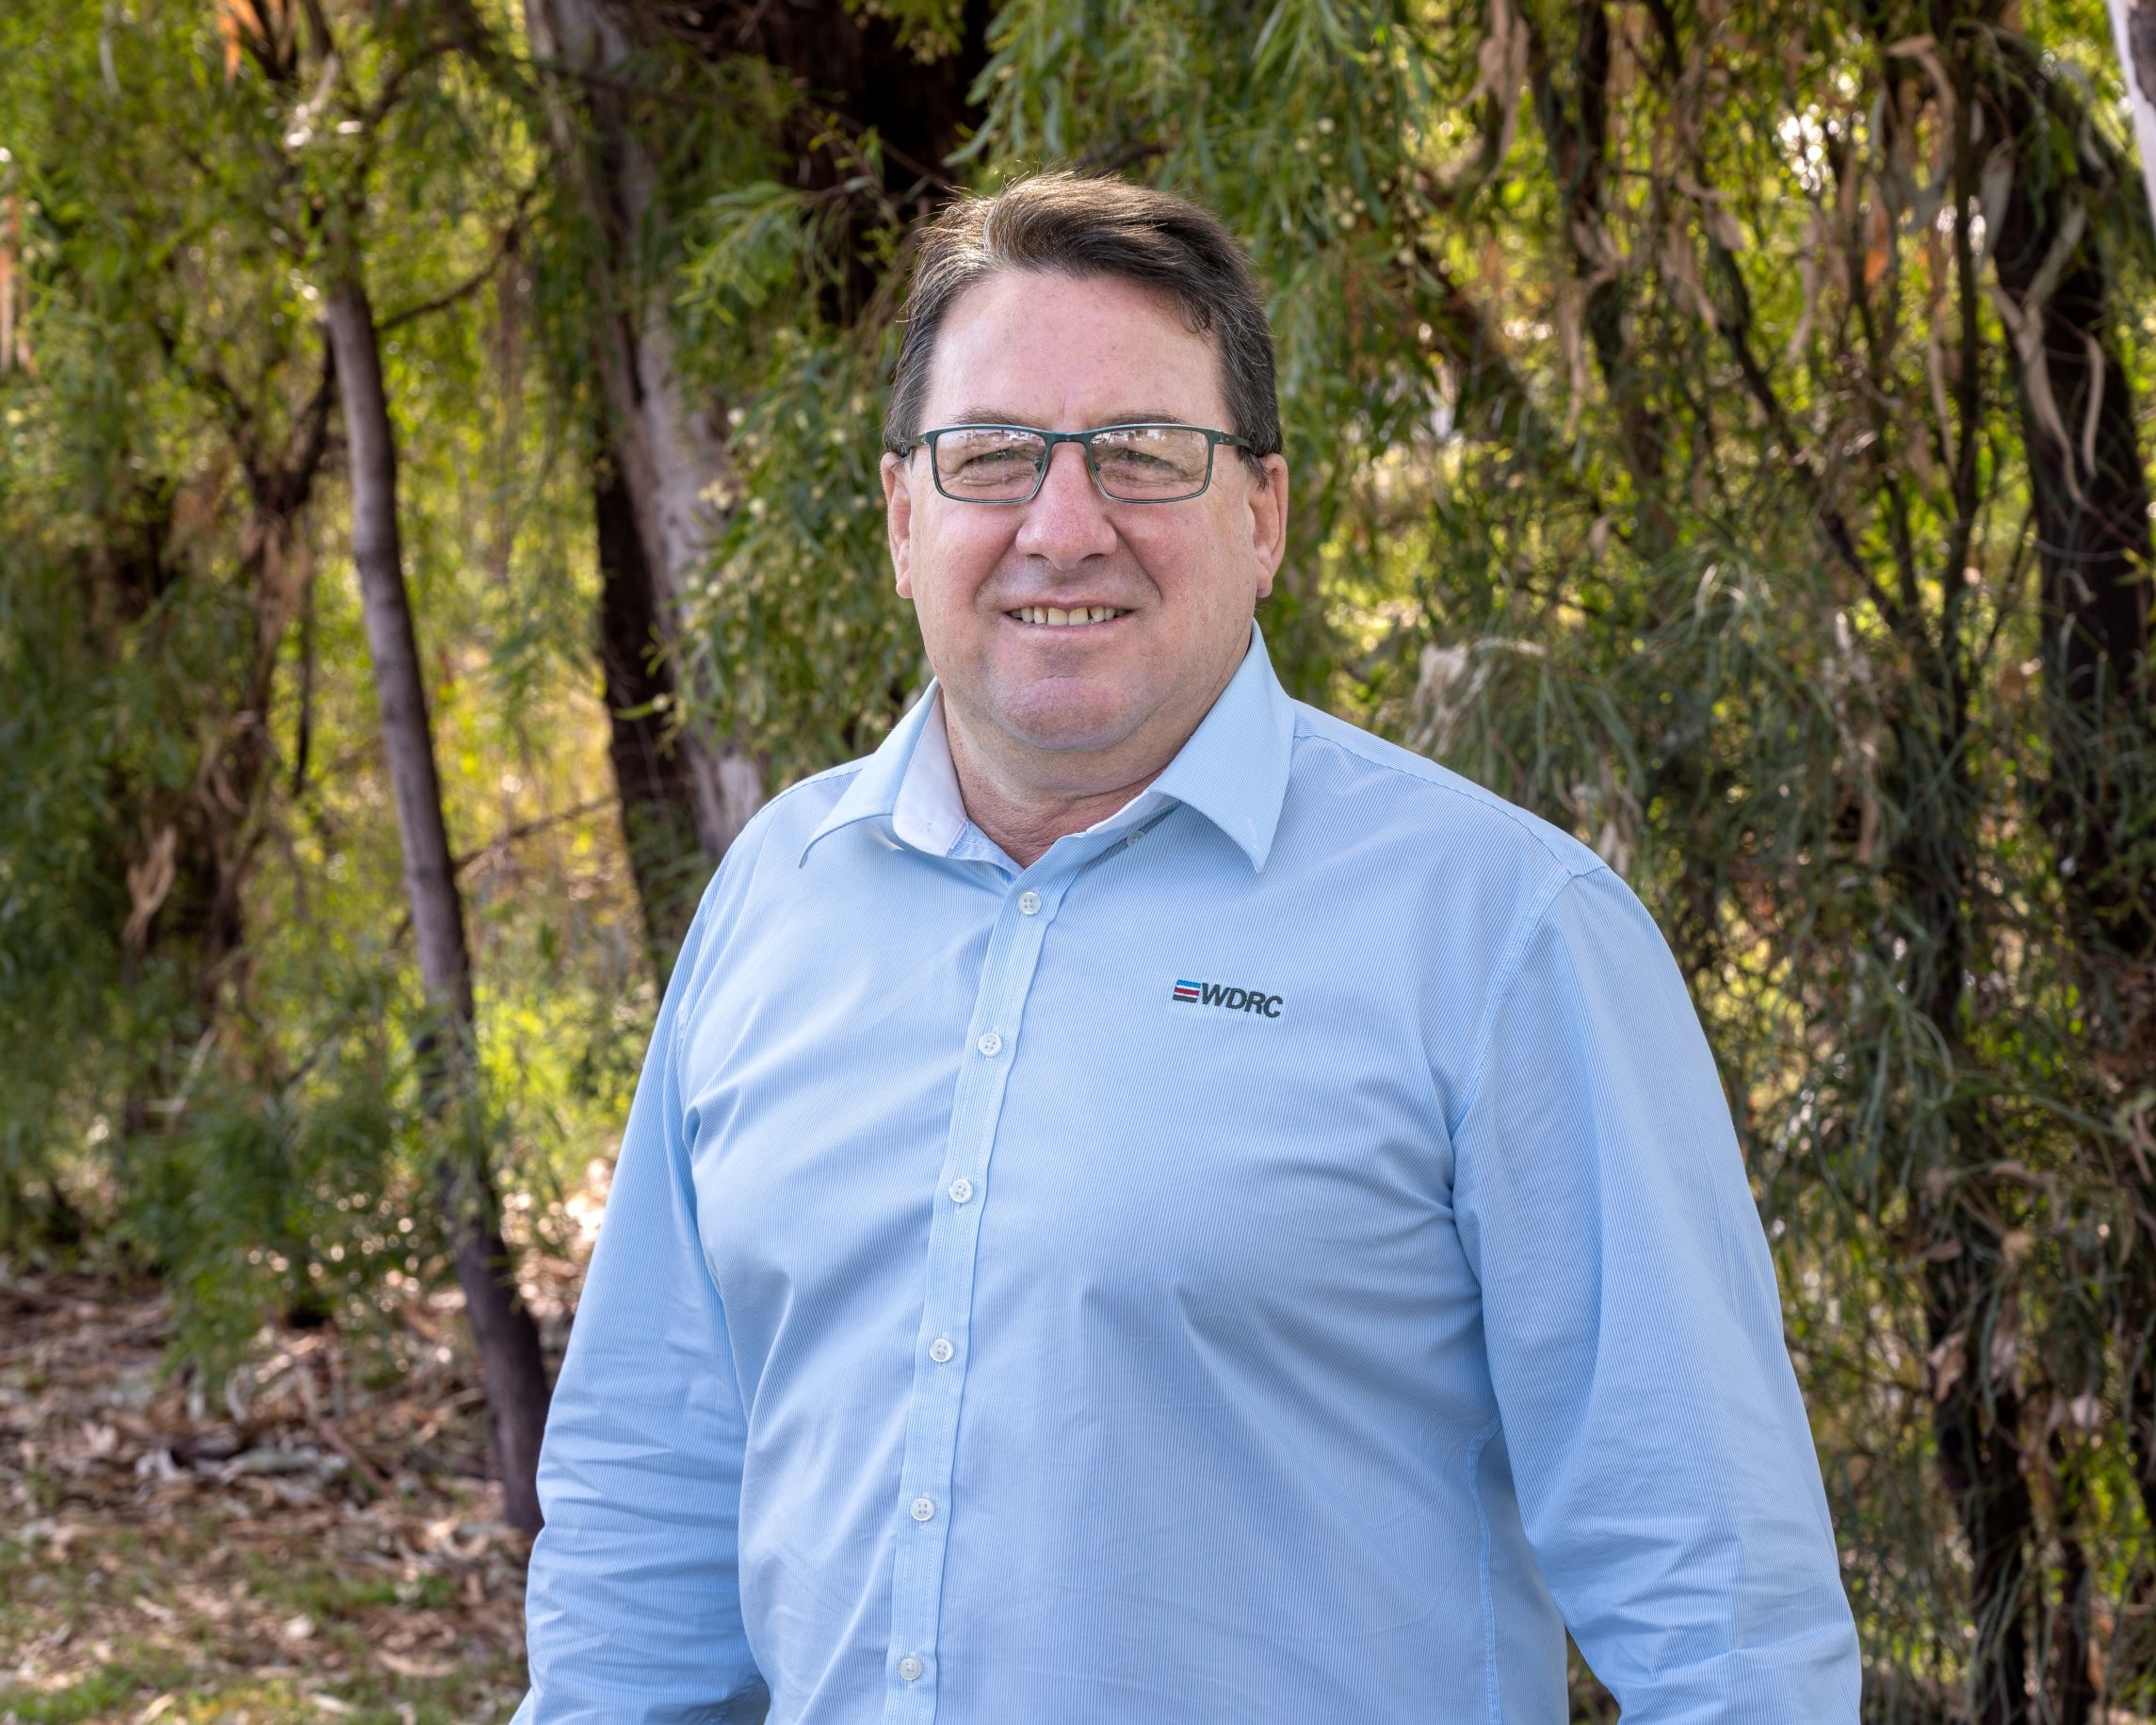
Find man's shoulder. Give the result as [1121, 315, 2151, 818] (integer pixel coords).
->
[1284, 701, 1605, 886]
[664, 756, 874, 1006]
[679, 757, 871, 923]
[736, 757, 870, 855]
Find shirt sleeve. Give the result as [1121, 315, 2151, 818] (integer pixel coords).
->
[512, 879, 769, 1725]
[1451, 865, 1860, 1722]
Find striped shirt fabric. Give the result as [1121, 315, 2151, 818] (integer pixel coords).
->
[514, 625, 1860, 1724]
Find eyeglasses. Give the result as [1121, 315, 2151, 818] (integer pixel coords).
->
[903, 422, 1255, 505]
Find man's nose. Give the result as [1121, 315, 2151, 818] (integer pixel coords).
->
[1013, 441, 1118, 563]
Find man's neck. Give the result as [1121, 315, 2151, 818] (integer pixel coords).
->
[941, 709, 1166, 868]
[934, 629, 1256, 868]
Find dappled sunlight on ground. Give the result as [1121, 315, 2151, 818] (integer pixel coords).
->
[0, 1265, 546, 1724]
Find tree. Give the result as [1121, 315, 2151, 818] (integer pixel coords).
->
[0, 0, 365, 1323]
[517, 0, 993, 953]
[277, 0, 556, 1532]
[0, 0, 585, 1529]
[6, 0, 2154, 1701]
[661, 0, 2156, 1710]
[525, 0, 765, 917]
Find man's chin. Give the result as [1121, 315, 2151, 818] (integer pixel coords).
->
[984, 681, 1145, 757]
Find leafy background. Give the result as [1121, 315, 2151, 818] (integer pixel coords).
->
[2, 0, 2153, 1717]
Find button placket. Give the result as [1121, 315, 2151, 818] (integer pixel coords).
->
[882, 865, 1071, 1720]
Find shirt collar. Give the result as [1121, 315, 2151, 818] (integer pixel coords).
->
[893, 694, 968, 855]
[799, 621, 1296, 871]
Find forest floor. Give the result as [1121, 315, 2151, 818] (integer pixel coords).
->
[0, 1262, 549, 1725]
[4, 1222, 1631, 1725]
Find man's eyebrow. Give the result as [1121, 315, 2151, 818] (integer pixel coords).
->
[938, 409, 1201, 429]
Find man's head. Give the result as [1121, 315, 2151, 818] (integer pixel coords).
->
[881, 174, 1289, 798]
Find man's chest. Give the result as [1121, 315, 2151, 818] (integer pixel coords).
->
[678, 842, 1473, 1401]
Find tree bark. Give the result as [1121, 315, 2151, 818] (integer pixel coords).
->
[524, 0, 763, 865]
[1899, 662, 2034, 1724]
[2106, 0, 2156, 237]
[596, 453, 705, 969]
[2051, 1439, 2099, 1725]
[325, 270, 552, 1534]
[524, 0, 993, 887]
[1927, 1261, 2034, 1725]
[1980, 40, 2151, 1714]
[1986, 41, 2154, 961]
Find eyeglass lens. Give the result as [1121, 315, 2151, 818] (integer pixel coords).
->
[933, 427, 1215, 501]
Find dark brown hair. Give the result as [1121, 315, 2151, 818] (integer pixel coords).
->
[883, 172, 1281, 463]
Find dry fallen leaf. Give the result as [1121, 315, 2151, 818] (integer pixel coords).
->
[1, 1263, 553, 1711]
[377, 1649, 460, 1679]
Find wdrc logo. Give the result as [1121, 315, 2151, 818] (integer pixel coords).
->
[1172, 979, 1285, 1018]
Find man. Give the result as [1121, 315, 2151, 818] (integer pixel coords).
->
[516, 173, 1859, 1723]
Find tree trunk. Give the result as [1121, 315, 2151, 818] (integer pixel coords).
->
[2107, 0, 2156, 237]
[2051, 1431, 2099, 1725]
[524, 0, 992, 877]
[596, 453, 705, 968]
[325, 270, 552, 1535]
[524, 0, 763, 864]
[1986, 41, 2154, 959]
[1927, 1264, 2034, 1725]
[1981, 41, 2152, 1711]
[1900, 666, 2035, 1724]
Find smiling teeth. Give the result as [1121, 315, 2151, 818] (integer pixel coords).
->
[1014, 606, 1127, 627]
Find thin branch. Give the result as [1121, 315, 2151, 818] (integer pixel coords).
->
[296, 0, 335, 63]
[263, 328, 338, 520]
[1700, 230, 1901, 627]
[1937, 43, 1987, 662]
[378, 190, 538, 334]
[149, 298, 259, 469]
[1974, 500, 2038, 676]
[452, 799, 616, 877]
[353, 37, 458, 131]
[383, 799, 622, 952]
[289, 554, 319, 801]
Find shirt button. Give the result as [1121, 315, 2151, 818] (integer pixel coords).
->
[930, 1337, 954, 1363]
[899, 1654, 924, 1682]
[1017, 890, 1042, 916]
[910, 1494, 936, 1522]
[977, 1030, 1002, 1057]
[948, 1178, 974, 1205]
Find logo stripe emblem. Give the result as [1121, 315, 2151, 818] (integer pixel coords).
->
[1170, 978, 1285, 1017]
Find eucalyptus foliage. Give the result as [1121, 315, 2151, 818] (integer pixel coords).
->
[660, 0, 2156, 1712]
[5, 0, 2155, 1709]
[0, 0, 642, 1370]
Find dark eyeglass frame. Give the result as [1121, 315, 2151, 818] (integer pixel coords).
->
[902, 422, 1256, 505]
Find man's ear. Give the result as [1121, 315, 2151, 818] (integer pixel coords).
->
[883, 452, 916, 598]
[1248, 454, 1290, 602]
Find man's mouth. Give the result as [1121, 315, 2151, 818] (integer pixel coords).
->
[1008, 605, 1131, 627]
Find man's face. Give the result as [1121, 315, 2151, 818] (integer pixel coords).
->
[883, 269, 1289, 784]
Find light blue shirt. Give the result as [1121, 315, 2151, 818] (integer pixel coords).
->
[515, 627, 1858, 1724]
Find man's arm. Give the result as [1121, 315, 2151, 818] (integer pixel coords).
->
[513, 887, 768, 1725]
[1453, 866, 1859, 1721]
